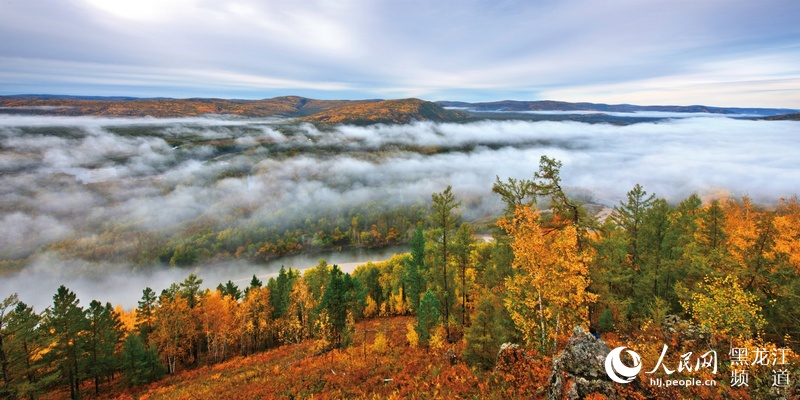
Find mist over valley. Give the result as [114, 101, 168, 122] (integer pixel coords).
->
[1, 108, 799, 309]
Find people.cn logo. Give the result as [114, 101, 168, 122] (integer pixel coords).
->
[605, 346, 643, 384]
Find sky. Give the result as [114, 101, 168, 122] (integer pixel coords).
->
[1, 0, 799, 107]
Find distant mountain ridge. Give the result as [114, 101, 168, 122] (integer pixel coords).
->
[437, 100, 797, 117]
[1, 95, 796, 123]
[763, 112, 800, 121]
[0, 95, 378, 118]
[300, 98, 473, 125]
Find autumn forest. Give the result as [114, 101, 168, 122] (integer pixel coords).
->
[1, 153, 798, 398]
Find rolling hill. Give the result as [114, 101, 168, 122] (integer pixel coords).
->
[0, 95, 376, 118]
[438, 99, 797, 116]
[299, 98, 474, 125]
[0, 96, 472, 124]
[1, 95, 795, 124]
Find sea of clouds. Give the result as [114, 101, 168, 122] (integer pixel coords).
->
[1, 115, 798, 309]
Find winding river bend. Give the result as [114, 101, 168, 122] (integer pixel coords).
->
[2, 245, 409, 311]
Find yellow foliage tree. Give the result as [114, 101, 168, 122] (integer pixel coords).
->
[364, 295, 378, 318]
[682, 275, 766, 344]
[372, 331, 388, 355]
[406, 322, 419, 348]
[774, 195, 800, 273]
[498, 206, 596, 355]
[151, 295, 196, 374]
[236, 287, 272, 355]
[200, 290, 237, 363]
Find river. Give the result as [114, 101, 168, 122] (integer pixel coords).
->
[2, 245, 409, 311]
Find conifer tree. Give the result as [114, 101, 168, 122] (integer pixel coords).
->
[428, 185, 461, 337]
[44, 286, 87, 400]
[121, 333, 165, 386]
[415, 289, 441, 346]
[405, 226, 426, 312]
[318, 265, 358, 348]
[222, 280, 242, 300]
[611, 184, 656, 297]
[0, 294, 16, 389]
[4, 300, 56, 399]
[452, 222, 476, 326]
[244, 274, 263, 297]
[179, 274, 203, 309]
[463, 290, 514, 370]
[136, 287, 157, 341]
[85, 300, 124, 395]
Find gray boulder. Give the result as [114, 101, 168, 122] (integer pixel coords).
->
[547, 326, 617, 400]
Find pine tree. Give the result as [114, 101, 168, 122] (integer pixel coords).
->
[222, 280, 242, 300]
[44, 286, 87, 400]
[428, 185, 461, 337]
[492, 175, 535, 216]
[532, 156, 586, 242]
[0, 295, 17, 387]
[611, 184, 656, 298]
[463, 290, 515, 370]
[269, 266, 297, 321]
[136, 287, 157, 341]
[179, 274, 203, 309]
[452, 222, 475, 327]
[0, 294, 18, 396]
[85, 301, 124, 395]
[244, 274, 263, 297]
[640, 198, 674, 301]
[318, 265, 358, 348]
[415, 289, 441, 346]
[121, 333, 165, 386]
[5, 301, 56, 399]
[405, 226, 426, 312]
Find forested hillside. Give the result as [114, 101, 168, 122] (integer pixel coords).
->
[2, 156, 798, 398]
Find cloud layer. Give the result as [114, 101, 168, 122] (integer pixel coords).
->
[1, 115, 799, 309]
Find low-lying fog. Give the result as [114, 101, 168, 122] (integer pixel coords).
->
[1, 114, 798, 309]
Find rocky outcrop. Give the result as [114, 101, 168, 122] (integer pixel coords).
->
[547, 326, 617, 400]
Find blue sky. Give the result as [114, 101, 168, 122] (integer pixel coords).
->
[1, 0, 799, 107]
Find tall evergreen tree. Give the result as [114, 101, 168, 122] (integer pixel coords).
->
[318, 265, 358, 348]
[428, 185, 461, 337]
[179, 274, 203, 309]
[640, 198, 676, 302]
[121, 333, 165, 386]
[532, 156, 587, 240]
[85, 301, 124, 395]
[5, 301, 56, 400]
[463, 290, 515, 370]
[452, 222, 476, 327]
[415, 289, 441, 345]
[44, 286, 87, 400]
[0, 294, 17, 389]
[136, 287, 157, 341]
[611, 184, 655, 298]
[404, 226, 426, 312]
[244, 274, 263, 297]
[269, 266, 296, 320]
